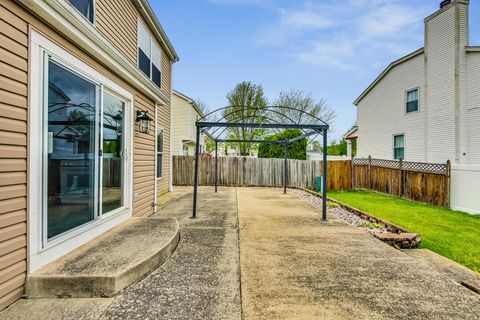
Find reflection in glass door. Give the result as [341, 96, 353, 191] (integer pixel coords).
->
[102, 93, 124, 214]
[46, 60, 98, 239]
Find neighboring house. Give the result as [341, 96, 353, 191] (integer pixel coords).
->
[217, 144, 240, 157]
[171, 90, 205, 156]
[0, 0, 178, 309]
[307, 144, 323, 161]
[343, 125, 358, 159]
[351, 0, 479, 213]
[307, 146, 348, 161]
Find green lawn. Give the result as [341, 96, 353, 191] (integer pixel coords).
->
[328, 189, 480, 273]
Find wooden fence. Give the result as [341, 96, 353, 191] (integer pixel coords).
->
[352, 157, 451, 207]
[172, 155, 451, 207]
[172, 156, 352, 191]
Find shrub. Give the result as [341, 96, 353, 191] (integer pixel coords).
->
[258, 129, 307, 160]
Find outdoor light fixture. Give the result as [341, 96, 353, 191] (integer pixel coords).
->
[135, 110, 153, 134]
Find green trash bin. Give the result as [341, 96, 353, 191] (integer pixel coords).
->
[315, 176, 323, 192]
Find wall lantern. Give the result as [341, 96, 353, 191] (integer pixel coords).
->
[135, 110, 153, 134]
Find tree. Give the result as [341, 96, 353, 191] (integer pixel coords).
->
[194, 99, 210, 117]
[205, 138, 216, 152]
[222, 82, 268, 156]
[258, 129, 307, 160]
[324, 139, 357, 157]
[272, 89, 336, 138]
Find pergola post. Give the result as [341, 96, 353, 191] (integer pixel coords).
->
[192, 126, 201, 218]
[215, 140, 218, 193]
[284, 142, 288, 194]
[322, 128, 328, 221]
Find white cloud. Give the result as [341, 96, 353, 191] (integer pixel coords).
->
[282, 10, 333, 29]
[256, 7, 335, 46]
[257, 0, 433, 71]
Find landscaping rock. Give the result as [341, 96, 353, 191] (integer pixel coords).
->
[374, 233, 421, 249]
[291, 188, 421, 249]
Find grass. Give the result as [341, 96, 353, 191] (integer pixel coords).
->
[328, 189, 480, 273]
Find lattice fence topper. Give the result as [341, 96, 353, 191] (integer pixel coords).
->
[352, 158, 369, 166]
[402, 160, 448, 174]
[352, 157, 448, 174]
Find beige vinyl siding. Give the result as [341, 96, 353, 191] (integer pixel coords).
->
[161, 51, 171, 99]
[95, 0, 138, 64]
[133, 94, 156, 217]
[95, 0, 173, 98]
[171, 94, 192, 155]
[0, 2, 28, 310]
[157, 101, 170, 196]
[0, 0, 174, 310]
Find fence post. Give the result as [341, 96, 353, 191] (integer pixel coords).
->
[445, 160, 451, 208]
[368, 155, 372, 189]
[351, 159, 355, 190]
[399, 158, 403, 197]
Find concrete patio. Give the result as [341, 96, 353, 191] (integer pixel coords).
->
[1, 187, 479, 319]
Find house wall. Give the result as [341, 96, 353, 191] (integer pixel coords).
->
[95, 0, 138, 64]
[466, 52, 480, 163]
[424, 1, 468, 164]
[356, 0, 472, 165]
[0, 0, 172, 309]
[157, 101, 171, 196]
[96, 0, 172, 101]
[356, 54, 426, 161]
[0, 2, 29, 310]
[171, 94, 192, 155]
[171, 93, 205, 156]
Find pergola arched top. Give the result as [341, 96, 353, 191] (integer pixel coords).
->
[198, 105, 329, 142]
[192, 105, 329, 221]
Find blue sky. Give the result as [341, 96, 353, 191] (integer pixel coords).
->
[153, 0, 480, 141]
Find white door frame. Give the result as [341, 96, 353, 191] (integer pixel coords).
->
[28, 29, 134, 272]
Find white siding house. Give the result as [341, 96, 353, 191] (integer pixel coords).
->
[352, 0, 480, 214]
[171, 90, 206, 156]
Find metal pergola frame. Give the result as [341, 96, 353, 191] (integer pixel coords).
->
[191, 106, 330, 221]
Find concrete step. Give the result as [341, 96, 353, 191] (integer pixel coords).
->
[403, 248, 480, 294]
[26, 217, 180, 298]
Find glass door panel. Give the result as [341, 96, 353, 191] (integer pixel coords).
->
[46, 60, 97, 239]
[102, 92, 124, 214]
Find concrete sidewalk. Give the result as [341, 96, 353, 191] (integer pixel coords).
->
[237, 188, 480, 320]
[2, 187, 479, 320]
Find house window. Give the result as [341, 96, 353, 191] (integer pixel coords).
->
[68, 0, 94, 23]
[406, 88, 419, 113]
[157, 128, 164, 178]
[393, 134, 405, 160]
[138, 20, 162, 88]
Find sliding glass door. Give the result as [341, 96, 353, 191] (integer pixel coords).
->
[45, 58, 126, 241]
[102, 92, 124, 214]
[46, 60, 98, 239]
